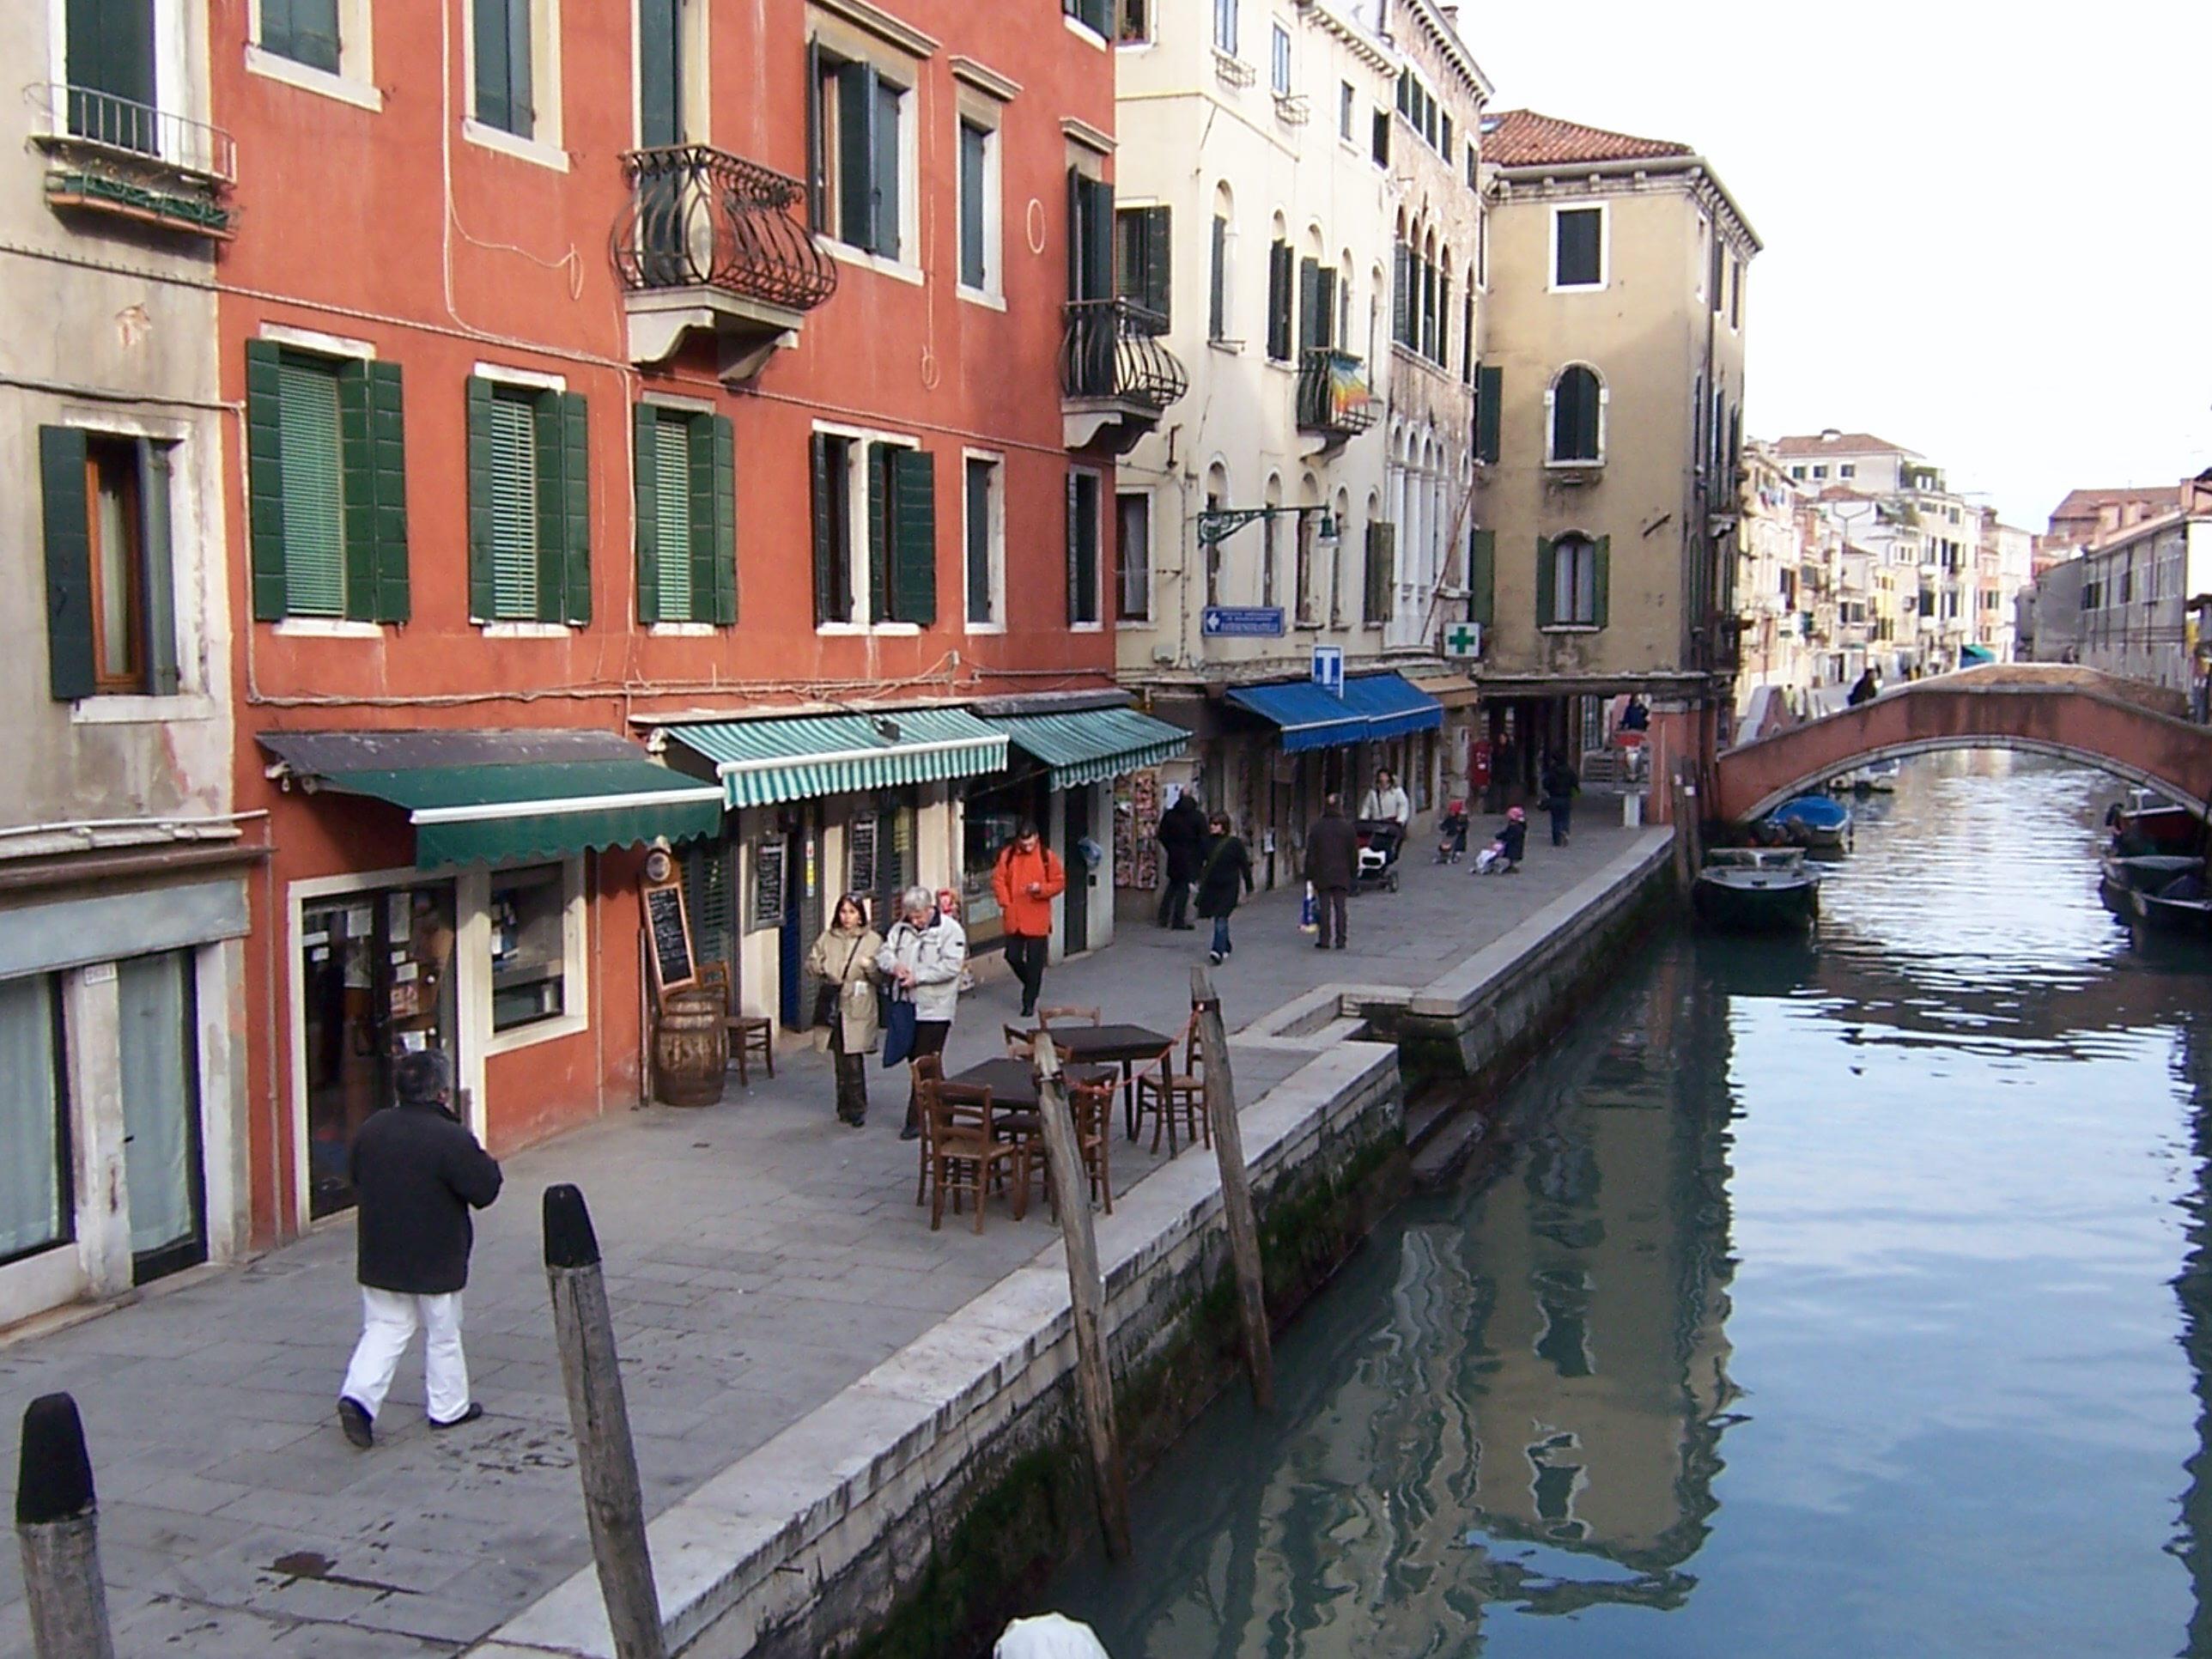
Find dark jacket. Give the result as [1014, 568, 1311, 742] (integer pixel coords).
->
[1304, 809, 1358, 890]
[350, 1102, 504, 1296]
[1846, 672, 1879, 707]
[1497, 818, 1528, 863]
[1157, 798, 1207, 881]
[1540, 763, 1579, 806]
[1194, 834, 1255, 919]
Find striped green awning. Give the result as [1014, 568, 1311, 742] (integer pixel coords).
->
[664, 708, 1009, 809]
[999, 707, 1191, 791]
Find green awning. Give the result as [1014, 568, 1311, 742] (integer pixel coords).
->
[998, 707, 1190, 790]
[662, 707, 1008, 809]
[258, 731, 726, 869]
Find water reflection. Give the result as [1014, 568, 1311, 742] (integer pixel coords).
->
[1048, 755, 2212, 1657]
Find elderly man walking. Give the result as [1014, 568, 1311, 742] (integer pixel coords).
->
[1304, 793, 1358, 951]
[337, 1048, 503, 1448]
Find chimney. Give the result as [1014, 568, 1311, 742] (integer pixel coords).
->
[1819, 428, 1841, 443]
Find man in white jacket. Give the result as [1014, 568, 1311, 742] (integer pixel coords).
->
[878, 884, 968, 1139]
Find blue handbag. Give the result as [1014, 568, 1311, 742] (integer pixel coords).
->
[881, 994, 919, 1068]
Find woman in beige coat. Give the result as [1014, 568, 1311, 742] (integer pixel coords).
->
[806, 893, 884, 1127]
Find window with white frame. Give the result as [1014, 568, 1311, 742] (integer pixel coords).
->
[37, 426, 185, 700]
[1115, 0, 1150, 43]
[1550, 204, 1605, 290]
[489, 863, 574, 1032]
[254, 0, 368, 81]
[1543, 532, 1605, 628]
[1066, 469, 1103, 625]
[811, 428, 937, 627]
[956, 109, 1001, 296]
[1339, 81, 1354, 140]
[467, 0, 562, 151]
[1270, 22, 1290, 95]
[963, 453, 1003, 626]
[1213, 0, 1238, 56]
[0, 974, 70, 1267]
[1116, 492, 1151, 622]
[1547, 364, 1604, 465]
[808, 32, 914, 263]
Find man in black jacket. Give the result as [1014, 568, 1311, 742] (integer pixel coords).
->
[1304, 794, 1358, 950]
[1155, 791, 1206, 930]
[337, 1048, 503, 1448]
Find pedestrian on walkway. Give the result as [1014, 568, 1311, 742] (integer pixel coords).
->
[880, 884, 967, 1139]
[337, 1048, 502, 1449]
[1473, 805, 1528, 874]
[992, 821, 1066, 1018]
[1195, 812, 1255, 964]
[1847, 665, 1881, 707]
[1304, 793, 1357, 950]
[806, 893, 884, 1127]
[1155, 791, 1206, 930]
[1540, 755, 1580, 847]
[1358, 770, 1411, 830]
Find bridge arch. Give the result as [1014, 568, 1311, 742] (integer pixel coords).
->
[1712, 667, 2212, 825]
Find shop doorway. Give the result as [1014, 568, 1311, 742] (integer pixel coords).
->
[301, 882, 459, 1221]
[1062, 787, 1091, 956]
[778, 813, 823, 1030]
[118, 952, 206, 1285]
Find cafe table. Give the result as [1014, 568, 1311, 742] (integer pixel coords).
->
[943, 1055, 1117, 1115]
[1023, 1023, 1176, 1140]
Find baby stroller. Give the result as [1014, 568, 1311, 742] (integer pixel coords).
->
[1472, 807, 1528, 876]
[1354, 819, 1404, 893]
[1435, 800, 1469, 864]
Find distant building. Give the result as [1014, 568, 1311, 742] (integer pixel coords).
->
[2045, 486, 2183, 551]
[2059, 481, 2212, 695]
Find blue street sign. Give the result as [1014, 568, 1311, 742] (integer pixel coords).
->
[1311, 644, 1344, 696]
[1201, 606, 1286, 638]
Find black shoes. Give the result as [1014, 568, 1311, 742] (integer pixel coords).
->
[429, 1401, 484, 1431]
[337, 1396, 373, 1449]
[900, 1123, 921, 1141]
[1208, 950, 1224, 965]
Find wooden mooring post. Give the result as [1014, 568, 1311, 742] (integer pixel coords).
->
[544, 1184, 668, 1659]
[15, 1393, 115, 1659]
[1191, 967, 1275, 1413]
[1032, 1036, 1133, 1561]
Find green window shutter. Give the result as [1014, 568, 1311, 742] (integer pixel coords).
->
[1468, 528, 1495, 627]
[1437, 273, 1452, 367]
[964, 459, 992, 623]
[366, 362, 410, 622]
[1209, 216, 1227, 339]
[708, 415, 736, 624]
[264, 0, 340, 75]
[1066, 472, 1080, 626]
[556, 392, 590, 623]
[505, 0, 535, 134]
[1087, 178, 1115, 304]
[472, 0, 510, 131]
[465, 377, 500, 622]
[1391, 244, 1411, 346]
[1593, 534, 1611, 629]
[810, 431, 840, 623]
[648, 416, 691, 620]
[872, 75, 902, 258]
[39, 425, 95, 702]
[1066, 167, 1082, 301]
[866, 441, 890, 623]
[276, 356, 346, 617]
[1297, 258, 1320, 354]
[1364, 520, 1395, 623]
[245, 341, 289, 621]
[891, 447, 936, 626]
[1142, 205, 1171, 325]
[958, 123, 987, 289]
[1475, 363, 1502, 465]
[337, 363, 378, 620]
[637, 0, 680, 147]
[1266, 241, 1292, 360]
[836, 60, 875, 249]
[67, 0, 155, 110]
[137, 439, 179, 696]
[1535, 536, 1556, 627]
[805, 40, 825, 228]
[1316, 265, 1337, 349]
[632, 404, 661, 625]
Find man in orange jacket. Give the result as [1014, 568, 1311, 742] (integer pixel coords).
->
[993, 821, 1066, 1019]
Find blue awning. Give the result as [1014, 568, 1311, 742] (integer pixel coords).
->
[1222, 673, 1443, 752]
[1340, 673, 1446, 740]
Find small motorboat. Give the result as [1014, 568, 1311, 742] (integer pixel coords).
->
[1825, 760, 1899, 796]
[2100, 854, 2203, 917]
[1768, 793, 1851, 851]
[2130, 878, 2212, 941]
[1694, 847, 1822, 932]
[2108, 788, 2200, 855]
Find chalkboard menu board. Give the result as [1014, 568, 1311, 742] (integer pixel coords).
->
[644, 882, 696, 994]
[848, 817, 878, 898]
[752, 837, 787, 933]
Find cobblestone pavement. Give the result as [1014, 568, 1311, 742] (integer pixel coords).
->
[0, 816, 1643, 1656]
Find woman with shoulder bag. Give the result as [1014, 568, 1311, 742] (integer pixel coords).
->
[876, 885, 968, 1140]
[1194, 813, 1255, 966]
[806, 893, 884, 1127]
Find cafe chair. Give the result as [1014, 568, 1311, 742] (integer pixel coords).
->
[1003, 1024, 1039, 1060]
[928, 1081, 1025, 1234]
[1018, 1077, 1115, 1222]
[1133, 1011, 1209, 1157]
[912, 1054, 944, 1206]
[1035, 1005, 1101, 1030]
[699, 963, 775, 1086]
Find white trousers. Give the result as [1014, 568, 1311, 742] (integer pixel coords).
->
[340, 1287, 471, 1425]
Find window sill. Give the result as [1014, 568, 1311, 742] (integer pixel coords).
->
[480, 622, 574, 639]
[70, 693, 218, 726]
[1070, 621, 1103, 633]
[1539, 623, 1603, 635]
[964, 620, 1006, 635]
[462, 118, 569, 173]
[817, 621, 923, 636]
[274, 617, 384, 639]
[1063, 15, 1108, 48]
[647, 622, 720, 638]
[1115, 618, 1153, 630]
[818, 238, 924, 287]
[1544, 459, 1606, 471]
[486, 1008, 588, 1059]
[957, 284, 1007, 313]
[1547, 281, 1607, 295]
[244, 46, 384, 112]
[1208, 338, 1243, 355]
[873, 622, 922, 636]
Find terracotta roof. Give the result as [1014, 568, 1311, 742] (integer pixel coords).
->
[1769, 431, 1916, 459]
[2048, 486, 2179, 520]
[1480, 110, 1693, 168]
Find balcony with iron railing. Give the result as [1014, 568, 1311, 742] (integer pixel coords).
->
[1295, 349, 1379, 447]
[28, 83, 235, 240]
[1059, 298, 1188, 453]
[613, 145, 838, 384]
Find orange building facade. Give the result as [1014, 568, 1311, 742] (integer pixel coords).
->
[212, 0, 1185, 1246]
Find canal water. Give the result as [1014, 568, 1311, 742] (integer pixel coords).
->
[1046, 752, 2212, 1657]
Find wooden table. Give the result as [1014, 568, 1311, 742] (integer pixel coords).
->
[944, 1056, 1116, 1116]
[1026, 1023, 1175, 1139]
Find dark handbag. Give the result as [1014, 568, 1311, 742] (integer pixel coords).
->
[881, 995, 918, 1068]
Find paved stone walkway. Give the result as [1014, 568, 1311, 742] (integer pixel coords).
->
[0, 814, 1642, 1657]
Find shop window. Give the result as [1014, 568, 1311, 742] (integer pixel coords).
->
[490, 864, 571, 1031]
[117, 951, 205, 1283]
[0, 975, 70, 1267]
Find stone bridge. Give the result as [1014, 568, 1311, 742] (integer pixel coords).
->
[1712, 665, 2212, 823]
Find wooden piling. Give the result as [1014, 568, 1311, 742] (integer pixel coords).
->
[15, 1393, 115, 1659]
[543, 1184, 667, 1659]
[1191, 967, 1275, 1413]
[1032, 1036, 1133, 1561]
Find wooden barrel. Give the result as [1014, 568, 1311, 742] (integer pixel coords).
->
[653, 989, 727, 1108]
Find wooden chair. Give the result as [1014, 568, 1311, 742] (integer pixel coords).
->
[912, 1054, 944, 1206]
[927, 1082, 1025, 1233]
[1018, 1077, 1115, 1221]
[1003, 1024, 1038, 1060]
[699, 962, 775, 1085]
[1035, 1005, 1101, 1030]
[1133, 1012, 1208, 1156]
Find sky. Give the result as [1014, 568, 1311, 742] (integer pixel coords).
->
[1459, 2, 2212, 529]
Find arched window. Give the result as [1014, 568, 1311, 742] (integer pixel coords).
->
[1540, 531, 1607, 629]
[1550, 365, 1604, 464]
[1205, 460, 1230, 609]
[1209, 183, 1235, 342]
[1261, 471, 1283, 610]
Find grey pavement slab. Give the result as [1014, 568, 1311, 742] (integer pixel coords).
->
[0, 818, 1640, 1656]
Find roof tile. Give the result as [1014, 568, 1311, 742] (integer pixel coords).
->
[1480, 109, 1693, 167]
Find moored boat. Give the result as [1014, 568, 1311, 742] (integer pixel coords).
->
[1769, 793, 1851, 851]
[2100, 854, 2203, 916]
[1694, 847, 1822, 932]
[2108, 788, 2199, 855]
[2130, 883, 2212, 940]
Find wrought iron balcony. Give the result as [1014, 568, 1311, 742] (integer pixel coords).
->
[28, 83, 235, 240]
[613, 145, 838, 383]
[1296, 349, 1379, 442]
[1060, 299, 1188, 453]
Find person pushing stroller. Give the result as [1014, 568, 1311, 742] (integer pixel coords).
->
[1471, 805, 1528, 875]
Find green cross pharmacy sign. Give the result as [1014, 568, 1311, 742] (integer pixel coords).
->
[1443, 622, 1483, 659]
